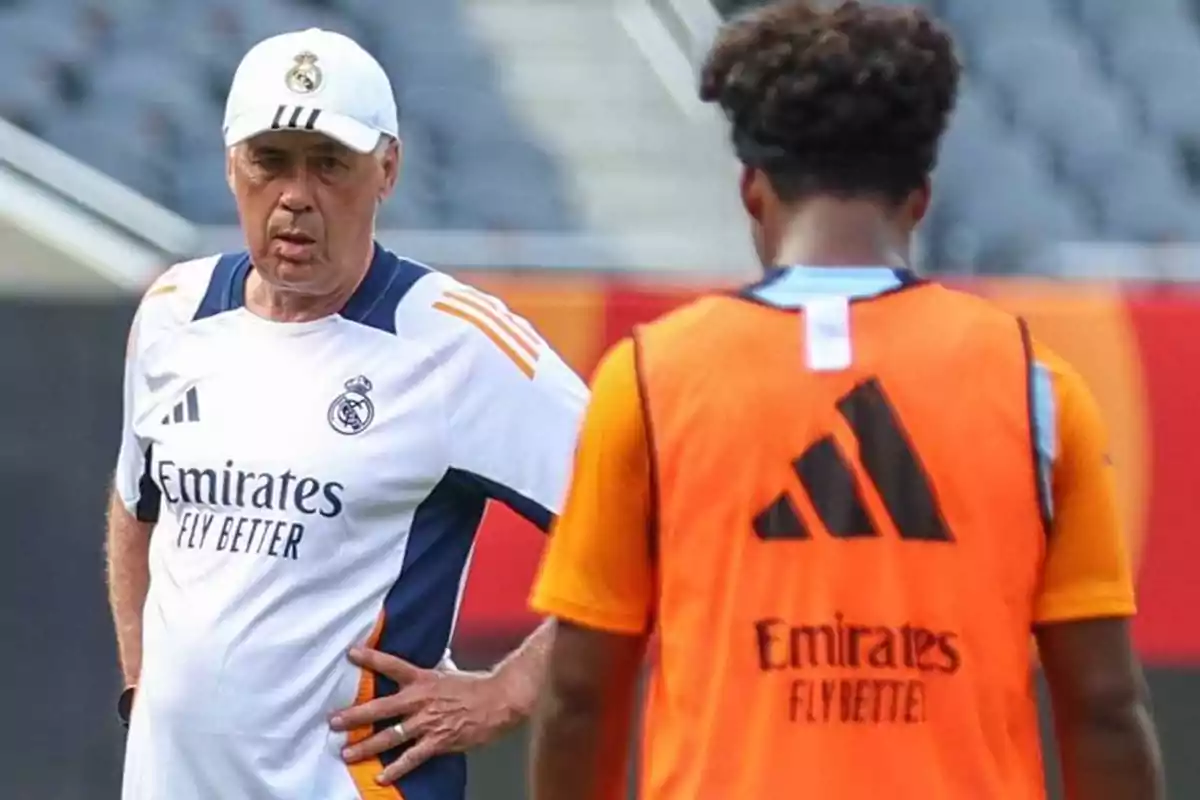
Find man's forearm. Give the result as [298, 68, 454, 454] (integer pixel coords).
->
[530, 688, 606, 800]
[488, 618, 556, 729]
[1060, 701, 1166, 800]
[106, 489, 152, 687]
[530, 625, 643, 800]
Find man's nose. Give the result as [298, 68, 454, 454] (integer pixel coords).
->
[278, 173, 316, 214]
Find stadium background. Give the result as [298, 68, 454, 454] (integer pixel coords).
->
[1, 0, 1198, 797]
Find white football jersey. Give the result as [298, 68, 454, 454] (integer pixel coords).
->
[114, 245, 587, 800]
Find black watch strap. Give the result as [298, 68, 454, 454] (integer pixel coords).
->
[117, 686, 136, 729]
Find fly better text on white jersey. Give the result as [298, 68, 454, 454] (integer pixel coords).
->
[160, 457, 347, 561]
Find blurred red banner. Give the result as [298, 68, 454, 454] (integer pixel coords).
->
[454, 276, 1200, 664]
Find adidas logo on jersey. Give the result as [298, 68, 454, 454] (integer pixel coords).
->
[162, 387, 201, 426]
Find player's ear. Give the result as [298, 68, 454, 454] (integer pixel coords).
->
[901, 177, 932, 227]
[225, 147, 236, 194]
[378, 136, 401, 202]
[740, 164, 778, 226]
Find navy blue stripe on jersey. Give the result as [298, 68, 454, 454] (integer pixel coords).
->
[191, 244, 430, 325]
[740, 265, 923, 309]
[374, 470, 481, 800]
[135, 445, 161, 523]
[459, 471, 554, 532]
[193, 252, 251, 320]
[371, 468, 551, 799]
[340, 244, 431, 333]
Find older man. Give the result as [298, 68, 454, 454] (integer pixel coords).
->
[106, 27, 586, 800]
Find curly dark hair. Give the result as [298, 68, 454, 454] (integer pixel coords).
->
[699, 0, 961, 205]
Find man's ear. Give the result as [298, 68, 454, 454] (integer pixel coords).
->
[740, 164, 766, 224]
[902, 177, 932, 227]
[379, 137, 401, 202]
[225, 147, 236, 193]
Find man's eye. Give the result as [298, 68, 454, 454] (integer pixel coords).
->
[316, 157, 344, 171]
[253, 156, 286, 171]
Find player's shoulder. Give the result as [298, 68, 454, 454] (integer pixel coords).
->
[395, 269, 527, 332]
[1028, 338, 1077, 382]
[924, 285, 1087, 385]
[918, 284, 1066, 366]
[635, 294, 735, 345]
[129, 254, 225, 347]
[921, 282, 1025, 327]
[1028, 337, 1097, 423]
[138, 254, 221, 315]
[394, 270, 548, 378]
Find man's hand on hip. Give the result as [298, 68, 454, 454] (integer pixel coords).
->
[329, 647, 519, 786]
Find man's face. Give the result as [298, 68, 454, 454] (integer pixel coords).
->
[227, 131, 399, 295]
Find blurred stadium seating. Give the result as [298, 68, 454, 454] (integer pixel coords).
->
[8, 0, 1200, 274]
[714, 0, 1200, 274]
[0, 0, 579, 231]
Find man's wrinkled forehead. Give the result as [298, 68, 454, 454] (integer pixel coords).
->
[240, 129, 356, 156]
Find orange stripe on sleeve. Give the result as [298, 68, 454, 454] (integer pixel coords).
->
[346, 614, 404, 799]
[453, 286, 504, 314]
[443, 291, 540, 359]
[432, 301, 536, 379]
[457, 286, 545, 346]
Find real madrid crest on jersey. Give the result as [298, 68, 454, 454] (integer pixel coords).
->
[285, 51, 323, 94]
[328, 376, 374, 435]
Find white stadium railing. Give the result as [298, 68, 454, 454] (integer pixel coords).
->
[0, 117, 198, 292]
[0, 118, 195, 294]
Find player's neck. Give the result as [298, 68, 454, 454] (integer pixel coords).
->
[772, 198, 910, 270]
[244, 263, 367, 323]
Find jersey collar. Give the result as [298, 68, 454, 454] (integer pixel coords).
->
[740, 265, 923, 310]
[197, 243, 428, 333]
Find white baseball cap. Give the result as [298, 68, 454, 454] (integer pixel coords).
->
[223, 28, 399, 154]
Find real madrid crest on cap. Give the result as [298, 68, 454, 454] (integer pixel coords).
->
[328, 375, 374, 435]
[285, 51, 323, 94]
